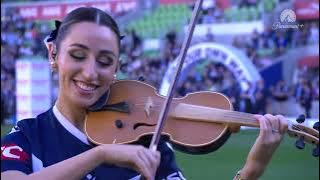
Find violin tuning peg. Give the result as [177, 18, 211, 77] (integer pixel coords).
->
[295, 136, 305, 149]
[296, 114, 305, 124]
[138, 76, 145, 82]
[313, 122, 319, 131]
[312, 145, 319, 157]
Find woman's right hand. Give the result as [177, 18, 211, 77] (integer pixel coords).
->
[97, 144, 161, 180]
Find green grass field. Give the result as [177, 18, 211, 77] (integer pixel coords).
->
[1, 125, 319, 179]
[175, 130, 319, 180]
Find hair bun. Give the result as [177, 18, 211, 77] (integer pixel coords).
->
[46, 20, 62, 42]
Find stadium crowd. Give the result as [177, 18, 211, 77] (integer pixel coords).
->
[1, 2, 319, 124]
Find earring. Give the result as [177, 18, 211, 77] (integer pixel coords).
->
[51, 52, 57, 61]
[52, 45, 57, 60]
[112, 74, 117, 83]
[50, 61, 57, 72]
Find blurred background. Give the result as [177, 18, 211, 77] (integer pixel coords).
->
[1, 0, 319, 179]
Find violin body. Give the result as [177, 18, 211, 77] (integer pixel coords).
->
[85, 80, 319, 155]
[85, 80, 232, 154]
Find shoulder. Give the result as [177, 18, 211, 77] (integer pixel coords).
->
[1, 122, 34, 174]
[1, 109, 55, 173]
[2, 109, 53, 146]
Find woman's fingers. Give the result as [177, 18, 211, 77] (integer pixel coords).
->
[256, 114, 284, 135]
[137, 148, 152, 170]
[101, 144, 160, 180]
[276, 115, 288, 135]
[264, 114, 278, 134]
[134, 155, 152, 180]
[143, 149, 161, 170]
[254, 114, 268, 136]
[135, 147, 160, 180]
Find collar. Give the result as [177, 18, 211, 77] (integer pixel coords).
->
[52, 105, 90, 145]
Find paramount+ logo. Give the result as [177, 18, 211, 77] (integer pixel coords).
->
[272, 9, 304, 30]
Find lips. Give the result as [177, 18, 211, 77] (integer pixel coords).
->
[74, 80, 98, 91]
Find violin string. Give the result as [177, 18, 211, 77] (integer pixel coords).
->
[125, 96, 257, 122]
[132, 102, 254, 118]
[130, 105, 257, 125]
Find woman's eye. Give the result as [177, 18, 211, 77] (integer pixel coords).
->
[98, 56, 113, 66]
[69, 50, 86, 59]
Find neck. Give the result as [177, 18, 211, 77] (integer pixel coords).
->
[55, 98, 86, 132]
[171, 103, 259, 127]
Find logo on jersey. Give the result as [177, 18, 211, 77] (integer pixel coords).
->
[129, 171, 186, 180]
[1, 143, 29, 163]
[85, 173, 96, 180]
[165, 171, 186, 180]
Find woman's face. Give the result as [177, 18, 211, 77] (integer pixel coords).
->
[56, 22, 119, 109]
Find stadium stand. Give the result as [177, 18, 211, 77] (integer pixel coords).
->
[126, 4, 191, 39]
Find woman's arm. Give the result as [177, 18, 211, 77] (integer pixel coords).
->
[234, 114, 288, 180]
[2, 145, 103, 180]
[2, 144, 160, 180]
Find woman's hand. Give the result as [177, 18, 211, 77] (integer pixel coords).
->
[240, 114, 288, 180]
[97, 144, 161, 180]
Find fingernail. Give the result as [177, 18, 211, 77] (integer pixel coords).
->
[254, 114, 263, 118]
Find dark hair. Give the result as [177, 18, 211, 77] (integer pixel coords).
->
[54, 7, 121, 54]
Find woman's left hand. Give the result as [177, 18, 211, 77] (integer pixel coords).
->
[240, 114, 288, 179]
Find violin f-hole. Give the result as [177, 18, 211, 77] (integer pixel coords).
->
[133, 123, 157, 130]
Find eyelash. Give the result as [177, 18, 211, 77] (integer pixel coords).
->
[98, 58, 113, 67]
[69, 53, 113, 66]
[70, 54, 85, 60]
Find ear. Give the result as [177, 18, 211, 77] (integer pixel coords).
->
[47, 43, 58, 72]
[47, 42, 56, 61]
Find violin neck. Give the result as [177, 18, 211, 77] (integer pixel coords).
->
[171, 103, 259, 127]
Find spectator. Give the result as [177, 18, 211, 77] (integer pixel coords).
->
[270, 80, 290, 115]
[253, 80, 268, 114]
[204, 27, 215, 42]
[298, 81, 313, 118]
[224, 78, 241, 111]
[239, 82, 254, 113]
[308, 22, 319, 44]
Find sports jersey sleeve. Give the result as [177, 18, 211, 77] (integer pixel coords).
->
[1, 126, 32, 174]
[156, 141, 186, 180]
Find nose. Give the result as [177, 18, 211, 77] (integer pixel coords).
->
[82, 59, 98, 81]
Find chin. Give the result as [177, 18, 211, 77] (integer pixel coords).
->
[71, 91, 105, 110]
[75, 98, 98, 109]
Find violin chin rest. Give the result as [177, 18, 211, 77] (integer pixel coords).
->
[170, 129, 231, 155]
[129, 130, 231, 155]
[88, 90, 110, 111]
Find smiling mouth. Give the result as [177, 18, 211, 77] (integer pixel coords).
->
[74, 80, 98, 91]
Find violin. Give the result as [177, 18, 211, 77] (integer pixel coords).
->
[85, 0, 319, 157]
[84, 80, 319, 156]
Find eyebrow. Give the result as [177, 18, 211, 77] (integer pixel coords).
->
[70, 43, 116, 58]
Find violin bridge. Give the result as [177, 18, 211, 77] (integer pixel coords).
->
[144, 97, 153, 117]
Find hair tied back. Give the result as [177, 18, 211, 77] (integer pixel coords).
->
[46, 20, 62, 42]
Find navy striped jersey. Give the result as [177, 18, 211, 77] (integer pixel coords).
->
[1, 106, 186, 180]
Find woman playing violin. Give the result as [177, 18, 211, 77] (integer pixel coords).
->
[1, 7, 288, 180]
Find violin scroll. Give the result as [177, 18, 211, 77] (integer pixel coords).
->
[288, 115, 319, 157]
